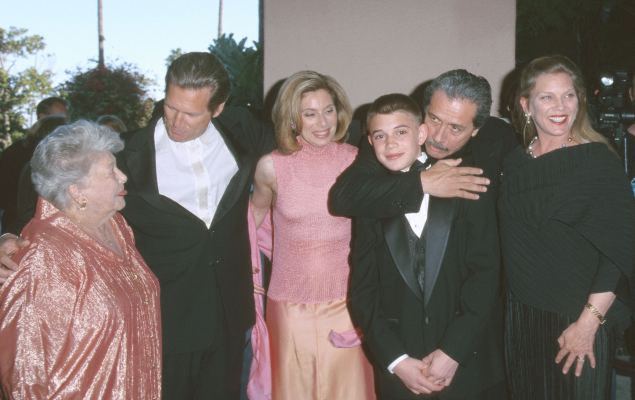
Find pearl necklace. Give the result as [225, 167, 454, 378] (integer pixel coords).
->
[527, 135, 573, 158]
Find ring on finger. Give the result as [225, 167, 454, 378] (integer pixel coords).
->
[577, 356, 584, 362]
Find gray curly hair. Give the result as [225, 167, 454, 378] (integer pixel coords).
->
[31, 120, 124, 210]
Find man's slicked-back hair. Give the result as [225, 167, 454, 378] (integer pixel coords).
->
[366, 93, 422, 130]
[422, 69, 492, 128]
[165, 52, 231, 112]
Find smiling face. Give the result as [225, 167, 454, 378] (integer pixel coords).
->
[520, 72, 578, 140]
[368, 111, 427, 172]
[163, 83, 224, 142]
[423, 90, 479, 160]
[297, 89, 338, 147]
[76, 151, 128, 220]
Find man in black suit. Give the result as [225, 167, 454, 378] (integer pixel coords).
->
[116, 52, 273, 399]
[344, 71, 513, 399]
[0, 53, 269, 398]
[0, 53, 271, 397]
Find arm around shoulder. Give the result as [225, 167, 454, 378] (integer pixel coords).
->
[329, 140, 425, 218]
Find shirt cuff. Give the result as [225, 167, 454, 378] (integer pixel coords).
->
[387, 354, 409, 374]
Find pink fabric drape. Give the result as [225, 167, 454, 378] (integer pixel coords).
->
[247, 205, 272, 400]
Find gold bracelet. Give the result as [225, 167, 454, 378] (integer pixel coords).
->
[585, 303, 606, 325]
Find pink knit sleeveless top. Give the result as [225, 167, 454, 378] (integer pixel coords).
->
[267, 139, 357, 303]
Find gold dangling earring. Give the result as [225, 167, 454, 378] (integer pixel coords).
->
[522, 113, 532, 145]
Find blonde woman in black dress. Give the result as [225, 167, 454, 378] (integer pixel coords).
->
[500, 55, 635, 400]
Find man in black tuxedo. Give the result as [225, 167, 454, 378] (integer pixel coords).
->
[329, 81, 517, 218]
[344, 71, 513, 399]
[117, 52, 274, 399]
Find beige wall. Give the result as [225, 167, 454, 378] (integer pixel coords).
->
[263, 0, 515, 116]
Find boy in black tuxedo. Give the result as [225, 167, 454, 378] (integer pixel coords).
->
[349, 93, 505, 399]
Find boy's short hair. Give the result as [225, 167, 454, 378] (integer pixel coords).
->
[366, 93, 422, 132]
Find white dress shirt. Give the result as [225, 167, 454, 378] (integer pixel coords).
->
[403, 153, 430, 238]
[154, 118, 238, 228]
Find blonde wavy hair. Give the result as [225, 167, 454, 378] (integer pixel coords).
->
[272, 70, 352, 154]
[512, 55, 610, 149]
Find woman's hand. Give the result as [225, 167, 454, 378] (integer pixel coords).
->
[555, 316, 599, 377]
[555, 292, 615, 377]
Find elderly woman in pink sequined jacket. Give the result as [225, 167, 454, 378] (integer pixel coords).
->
[0, 121, 161, 399]
[251, 71, 375, 400]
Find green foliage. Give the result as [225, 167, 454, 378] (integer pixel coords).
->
[0, 26, 54, 150]
[209, 34, 263, 111]
[165, 48, 184, 68]
[59, 63, 154, 131]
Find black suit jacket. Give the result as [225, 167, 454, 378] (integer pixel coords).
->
[117, 107, 274, 355]
[349, 146, 505, 399]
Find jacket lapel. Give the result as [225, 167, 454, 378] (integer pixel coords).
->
[423, 197, 456, 305]
[121, 123, 198, 221]
[209, 116, 252, 227]
[382, 216, 423, 301]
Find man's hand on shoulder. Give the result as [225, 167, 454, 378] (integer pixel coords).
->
[0, 233, 29, 284]
[420, 158, 489, 200]
[393, 356, 445, 396]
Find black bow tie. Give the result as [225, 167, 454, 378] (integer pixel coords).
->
[411, 158, 433, 172]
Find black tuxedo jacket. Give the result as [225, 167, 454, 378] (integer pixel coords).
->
[117, 107, 274, 355]
[349, 146, 505, 399]
[329, 116, 517, 218]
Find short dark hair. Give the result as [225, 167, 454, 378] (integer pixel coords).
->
[165, 52, 231, 113]
[36, 97, 67, 119]
[30, 115, 67, 143]
[422, 69, 492, 128]
[96, 114, 127, 133]
[366, 93, 422, 132]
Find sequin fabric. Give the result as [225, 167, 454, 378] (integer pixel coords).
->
[0, 198, 161, 399]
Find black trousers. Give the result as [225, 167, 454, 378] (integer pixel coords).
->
[162, 329, 246, 400]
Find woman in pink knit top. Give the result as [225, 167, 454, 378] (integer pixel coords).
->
[251, 71, 375, 399]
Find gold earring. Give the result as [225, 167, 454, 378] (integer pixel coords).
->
[522, 113, 532, 145]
